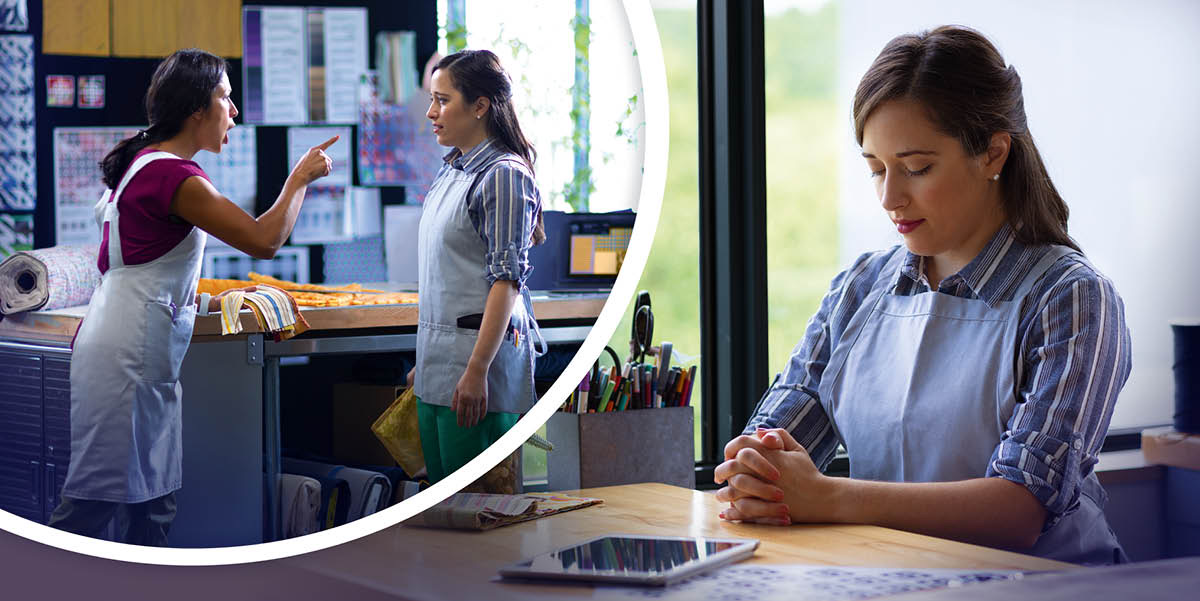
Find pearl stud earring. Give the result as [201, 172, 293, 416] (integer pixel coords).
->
[991, 173, 1000, 181]
[476, 114, 481, 120]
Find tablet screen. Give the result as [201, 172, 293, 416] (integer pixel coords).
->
[504, 535, 758, 583]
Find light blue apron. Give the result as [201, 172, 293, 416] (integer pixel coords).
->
[818, 245, 1125, 565]
[63, 151, 206, 503]
[414, 156, 544, 414]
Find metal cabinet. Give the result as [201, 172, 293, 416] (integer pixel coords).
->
[0, 347, 71, 524]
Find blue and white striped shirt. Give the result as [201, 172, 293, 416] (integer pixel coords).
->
[745, 223, 1131, 525]
[441, 138, 542, 285]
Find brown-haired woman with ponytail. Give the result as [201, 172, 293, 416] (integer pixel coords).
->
[409, 49, 547, 488]
[714, 26, 1131, 565]
[49, 48, 337, 545]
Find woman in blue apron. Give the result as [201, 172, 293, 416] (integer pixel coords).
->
[411, 50, 546, 486]
[713, 26, 1131, 565]
[48, 49, 337, 545]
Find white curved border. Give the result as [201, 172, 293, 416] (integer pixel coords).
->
[0, 0, 669, 566]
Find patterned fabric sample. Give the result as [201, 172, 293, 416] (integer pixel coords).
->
[0, 211, 31, 259]
[0, 1, 28, 31]
[219, 285, 310, 341]
[323, 235, 386, 283]
[0, 34, 34, 209]
[54, 127, 138, 245]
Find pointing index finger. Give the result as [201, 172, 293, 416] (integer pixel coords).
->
[315, 135, 339, 150]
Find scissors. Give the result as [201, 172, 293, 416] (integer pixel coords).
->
[630, 290, 653, 365]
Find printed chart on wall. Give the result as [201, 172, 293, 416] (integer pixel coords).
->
[0, 34, 35, 211]
[287, 125, 352, 244]
[242, 5, 367, 125]
[53, 127, 137, 245]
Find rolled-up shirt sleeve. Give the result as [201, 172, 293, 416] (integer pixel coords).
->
[473, 163, 540, 285]
[742, 255, 881, 471]
[987, 268, 1131, 530]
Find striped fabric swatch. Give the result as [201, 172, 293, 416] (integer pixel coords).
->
[219, 284, 310, 341]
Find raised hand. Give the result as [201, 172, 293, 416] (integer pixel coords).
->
[291, 135, 338, 185]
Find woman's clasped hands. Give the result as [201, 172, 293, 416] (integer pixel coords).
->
[714, 428, 840, 526]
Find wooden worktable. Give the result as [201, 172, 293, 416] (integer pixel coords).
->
[279, 483, 1073, 601]
[0, 293, 606, 345]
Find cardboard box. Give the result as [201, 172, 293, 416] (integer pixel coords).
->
[1142, 427, 1200, 471]
[333, 383, 403, 467]
[546, 406, 694, 491]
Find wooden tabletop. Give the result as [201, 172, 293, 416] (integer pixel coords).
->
[0, 294, 606, 345]
[280, 483, 1074, 601]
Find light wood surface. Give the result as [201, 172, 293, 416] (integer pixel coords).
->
[111, 0, 179, 58]
[42, 0, 110, 56]
[281, 483, 1073, 601]
[0, 295, 605, 344]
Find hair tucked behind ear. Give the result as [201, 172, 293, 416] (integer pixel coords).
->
[100, 48, 228, 189]
[435, 49, 546, 245]
[853, 25, 1079, 252]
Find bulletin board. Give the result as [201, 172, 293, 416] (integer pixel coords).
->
[25, 0, 437, 282]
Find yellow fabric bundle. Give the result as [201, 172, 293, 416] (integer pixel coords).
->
[371, 387, 425, 476]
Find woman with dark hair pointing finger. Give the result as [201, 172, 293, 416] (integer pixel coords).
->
[49, 48, 338, 545]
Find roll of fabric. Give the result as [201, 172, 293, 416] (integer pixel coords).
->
[281, 457, 352, 529]
[0, 244, 100, 314]
[282, 457, 391, 522]
[279, 473, 321, 539]
[1173, 322, 1200, 434]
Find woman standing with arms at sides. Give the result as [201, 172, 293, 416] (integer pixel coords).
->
[412, 49, 547, 486]
[48, 48, 338, 545]
[714, 26, 1132, 565]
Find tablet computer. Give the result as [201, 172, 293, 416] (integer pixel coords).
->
[497, 534, 760, 586]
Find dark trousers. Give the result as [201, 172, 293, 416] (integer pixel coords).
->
[47, 492, 177, 547]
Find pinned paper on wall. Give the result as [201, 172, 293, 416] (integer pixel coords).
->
[0, 34, 34, 210]
[287, 125, 352, 244]
[287, 125, 351, 186]
[323, 235, 386, 284]
[77, 74, 104, 108]
[311, 7, 367, 123]
[290, 185, 349, 244]
[54, 127, 138, 246]
[203, 245, 310, 284]
[0, 212, 33, 259]
[384, 204, 422, 284]
[46, 74, 73, 107]
[0, 0, 27, 32]
[357, 72, 445, 193]
[242, 6, 307, 124]
[351, 186, 381, 238]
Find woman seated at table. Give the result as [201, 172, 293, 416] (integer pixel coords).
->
[714, 25, 1130, 565]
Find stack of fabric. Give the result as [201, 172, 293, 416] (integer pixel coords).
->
[219, 285, 311, 342]
[198, 272, 418, 307]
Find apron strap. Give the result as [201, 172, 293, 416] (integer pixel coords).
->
[1011, 244, 1077, 300]
[102, 151, 180, 270]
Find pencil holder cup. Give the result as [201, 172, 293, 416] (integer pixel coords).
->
[545, 406, 695, 491]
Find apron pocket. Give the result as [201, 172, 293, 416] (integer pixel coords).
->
[141, 301, 195, 383]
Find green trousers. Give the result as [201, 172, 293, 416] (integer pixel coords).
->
[416, 398, 518, 484]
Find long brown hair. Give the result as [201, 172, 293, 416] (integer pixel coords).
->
[101, 49, 228, 189]
[852, 25, 1080, 252]
[435, 49, 546, 245]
